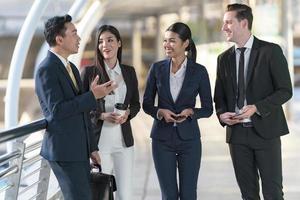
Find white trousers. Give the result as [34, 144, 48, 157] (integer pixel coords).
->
[99, 146, 134, 200]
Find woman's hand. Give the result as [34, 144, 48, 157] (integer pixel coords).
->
[157, 109, 176, 123]
[175, 108, 194, 123]
[117, 110, 130, 124]
[101, 112, 121, 123]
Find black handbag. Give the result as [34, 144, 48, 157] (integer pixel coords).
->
[90, 165, 117, 200]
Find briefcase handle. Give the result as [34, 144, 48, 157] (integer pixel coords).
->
[92, 164, 102, 173]
[96, 164, 102, 172]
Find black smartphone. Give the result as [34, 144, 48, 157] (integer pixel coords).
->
[231, 113, 242, 119]
[173, 115, 186, 120]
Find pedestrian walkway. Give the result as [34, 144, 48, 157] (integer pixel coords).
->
[131, 102, 300, 199]
[2, 92, 299, 199]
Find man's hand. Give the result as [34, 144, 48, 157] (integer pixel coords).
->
[219, 112, 240, 125]
[90, 151, 101, 166]
[157, 109, 176, 123]
[91, 76, 117, 99]
[233, 105, 257, 120]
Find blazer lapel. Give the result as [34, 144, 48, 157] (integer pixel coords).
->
[120, 65, 130, 104]
[228, 47, 237, 95]
[246, 37, 259, 86]
[58, 61, 79, 94]
[162, 59, 175, 104]
[47, 51, 79, 94]
[175, 59, 193, 104]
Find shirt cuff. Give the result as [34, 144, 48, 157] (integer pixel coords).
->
[156, 110, 163, 120]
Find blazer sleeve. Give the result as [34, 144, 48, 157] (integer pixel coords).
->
[255, 45, 293, 117]
[81, 67, 91, 92]
[127, 67, 141, 120]
[142, 64, 159, 119]
[192, 66, 213, 119]
[36, 66, 97, 121]
[214, 55, 228, 126]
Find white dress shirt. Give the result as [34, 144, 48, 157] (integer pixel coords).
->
[235, 35, 254, 122]
[99, 60, 127, 149]
[157, 57, 187, 122]
[49, 49, 68, 68]
[170, 57, 187, 102]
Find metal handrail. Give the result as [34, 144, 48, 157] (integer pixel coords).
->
[0, 118, 62, 199]
[0, 165, 18, 179]
[0, 119, 47, 144]
[25, 140, 42, 154]
[0, 150, 21, 166]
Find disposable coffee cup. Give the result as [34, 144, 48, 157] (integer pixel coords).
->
[114, 103, 128, 117]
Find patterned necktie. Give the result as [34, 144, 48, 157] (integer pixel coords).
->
[237, 47, 246, 109]
[66, 62, 78, 90]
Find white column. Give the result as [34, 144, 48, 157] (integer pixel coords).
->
[282, 0, 294, 119]
[132, 20, 143, 88]
[5, 0, 50, 129]
[155, 15, 165, 61]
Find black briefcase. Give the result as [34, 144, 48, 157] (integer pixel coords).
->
[90, 165, 117, 200]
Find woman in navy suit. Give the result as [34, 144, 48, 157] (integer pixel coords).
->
[143, 22, 213, 200]
[81, 25, 140, 200]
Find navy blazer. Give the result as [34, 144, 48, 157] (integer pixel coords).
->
[143, 58, 213, 140]
[35, 51, 98, 161]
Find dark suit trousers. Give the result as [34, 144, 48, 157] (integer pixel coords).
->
[49, 160, 91, 200]
[152, 128, 201, 200]
[229, 125, 283, 200]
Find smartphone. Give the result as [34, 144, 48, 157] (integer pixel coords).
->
[173, 115, 186, 121]
[231, 112, 242, 119]
[105, 81, 115, 95]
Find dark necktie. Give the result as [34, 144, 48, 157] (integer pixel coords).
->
[237, 47, 246, 109]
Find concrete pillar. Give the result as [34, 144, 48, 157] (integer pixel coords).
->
[132, 20, 143, 88]
[282, 0, 294, 119]
[155, 15, 165, 61]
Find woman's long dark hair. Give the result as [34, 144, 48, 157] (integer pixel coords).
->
[166, 22, 197, 62]
[94, 25, 123, 83]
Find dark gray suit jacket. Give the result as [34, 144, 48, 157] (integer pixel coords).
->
[35, 51, 98, 161]
[214, 37, 293, 142]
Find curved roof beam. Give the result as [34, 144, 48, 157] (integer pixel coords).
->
[34, 0, 89, 76]
[5, 0, 50, 128]
[69, 0, 108, 67]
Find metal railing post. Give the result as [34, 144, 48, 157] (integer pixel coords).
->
[4, 141, 25, 199]
[36, 159, 51, 200]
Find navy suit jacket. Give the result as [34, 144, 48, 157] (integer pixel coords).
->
[143, 58, 213, 141]
[35, 51, 98, 161]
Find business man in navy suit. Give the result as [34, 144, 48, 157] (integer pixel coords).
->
[214, 4, 292, 199]
[143, 22, 213, 200]
[35, 15, 115, 200]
